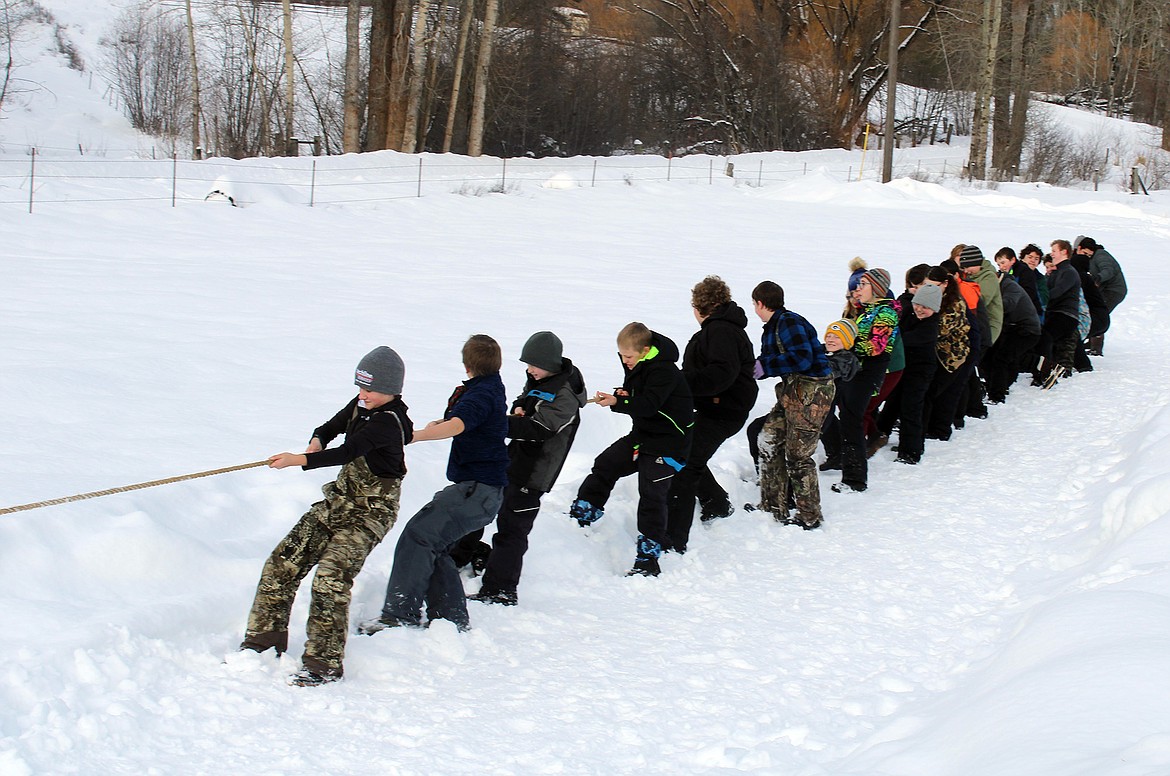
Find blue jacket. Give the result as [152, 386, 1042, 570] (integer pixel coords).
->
[445, 372, 509, 486]
[757, 308, 832, 379]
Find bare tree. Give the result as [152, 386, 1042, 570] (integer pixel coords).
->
[184, 0, 202, 157]
[967, 0, 1002, 178]
[401, 0, 431, 151]
[419, 0, 450, 150]
[342, 0, 362, 152]
[467, 0, 498, 156]
[282, 0, 294, 147]
[1, 1, 83, 116]
[103, 3, 192, 141]
[991, 0, 1036, 174]
[0, 0, 26, 112]
[366, 0, 412, 151]
[442, 0, 475, 153]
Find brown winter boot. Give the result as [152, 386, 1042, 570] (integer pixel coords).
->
[866, 433, 889, 459]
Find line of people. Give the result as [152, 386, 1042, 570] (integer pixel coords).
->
[236, 241, 1125, 686]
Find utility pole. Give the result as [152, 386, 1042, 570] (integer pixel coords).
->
[882, 0, 900, 183]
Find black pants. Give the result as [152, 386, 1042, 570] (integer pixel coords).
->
[822, 356, 888, 490]
[577, 435, 679, 552]
[746, 414, 766, 469]
[1040, 313, 1080, 372]
[985, 329, 1039, 401]
[878, 357, 937, 459]
[479, 484, 543, 593]
[666, 413, 744, 552]
[927, 358, 972, 440]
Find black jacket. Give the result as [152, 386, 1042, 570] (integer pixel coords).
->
[999, 274, 1041, 337]
[305, 396, 414, 479]
[682, 302, 759, 424]
[1071, 254, 1110, 335]
[506, 359, 587, 493]
[897, 291, 941, 367]
[1046, 260, 1081, 321]
[1009, 261, 1043, 315]
[611, 331, 694, 460]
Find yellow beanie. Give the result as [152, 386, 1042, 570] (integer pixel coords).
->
[825, 319, 858, 350]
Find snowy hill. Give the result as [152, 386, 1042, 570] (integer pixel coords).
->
[3, 3, 1170, 775]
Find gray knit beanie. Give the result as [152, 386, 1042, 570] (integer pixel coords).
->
[519, 331, 563, 372]
[959, 244, 984, 268]
[354, 346, 405, 395]
[912, 283, 943, 313]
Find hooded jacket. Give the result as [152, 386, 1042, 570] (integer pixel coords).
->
[682, 301, 759, 424]
[896, 291, 941, 368]
[305, 396, 414, 479]
[999, 274, 1041, 337]
[611, 331, 694, 460]
[1088, 247, 1127, 308]
[506, 359, 588, 493]
[970, 260, 1004, 345]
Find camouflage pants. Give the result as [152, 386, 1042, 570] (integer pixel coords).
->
[758, 375, 835, 525]
[243, 458, 401, 676]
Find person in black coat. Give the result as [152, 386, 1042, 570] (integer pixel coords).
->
[877, 282, 941, 464]
[1038, 240, 1083, 385]
[984, 273, 1041, 402]
[665, 276, 757, 554]
[571, 323, 694, 576]
[996, 246, 1043, 316]
[1070, 249, 1110, 372]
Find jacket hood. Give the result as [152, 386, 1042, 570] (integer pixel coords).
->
[562, 358, 588, 407]
[649, 331, 681, 363]
[703, 301, 750, 330]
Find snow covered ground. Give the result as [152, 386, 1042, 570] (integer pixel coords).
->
[4, 3, 1170, 775]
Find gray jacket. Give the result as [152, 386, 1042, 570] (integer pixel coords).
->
[1089, 247, 1127, 310]
[506, 360, 588, 494]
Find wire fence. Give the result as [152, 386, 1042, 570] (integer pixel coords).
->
[0, 147, 995, 213]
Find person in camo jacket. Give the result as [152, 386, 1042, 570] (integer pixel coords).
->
[750, 280, 835, 529]
[240, 346, 413, 687]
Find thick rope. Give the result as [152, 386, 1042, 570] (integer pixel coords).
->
[0, 460, 270, 516]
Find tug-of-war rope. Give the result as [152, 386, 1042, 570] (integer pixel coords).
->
[0, 397, 610, 516]
[0, 460, 270, 516]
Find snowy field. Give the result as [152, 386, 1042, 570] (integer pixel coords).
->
[4, 3, 1170, 775]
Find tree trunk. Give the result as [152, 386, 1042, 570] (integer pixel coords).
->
[881, 0, 899, 184]
[282, 0, 295, 150]
[236, 5, 271, 157]
[184, 0, 202, 158]
[367, 0, 391, 151]
[442, 0, 475, 153]
[1001, 0, 1035, 172]
[342, 0, 362, 153]
[383, 0, 413, 151]
[467, 0, 499, 157]
[420, 0, 451, 151]
[968, 0, 1003, 180]
[990, 0, 1012, 172]
[401, 0, 431, 152]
